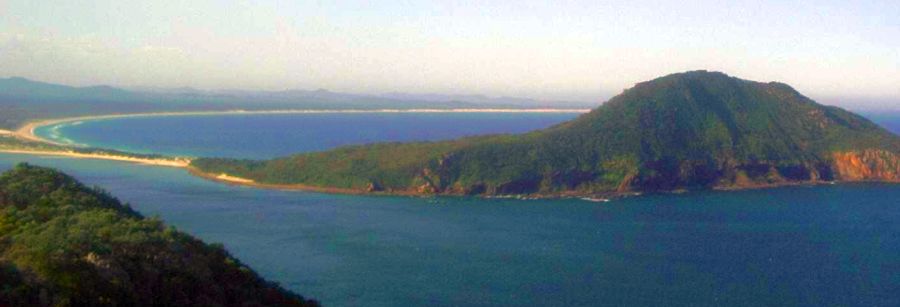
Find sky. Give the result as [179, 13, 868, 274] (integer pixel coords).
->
[1, 0, 898, 107]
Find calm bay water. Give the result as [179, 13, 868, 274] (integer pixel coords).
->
[5, 112, 900, 306]
[36, 112, 580, 159]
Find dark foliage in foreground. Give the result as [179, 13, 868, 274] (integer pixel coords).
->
[0, 163, 319, 307]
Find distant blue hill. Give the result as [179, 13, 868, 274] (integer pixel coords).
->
[0, 77, 136, 102]
[0, 77, 588, 129]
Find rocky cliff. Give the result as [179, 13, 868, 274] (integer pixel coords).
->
[831, 150, 899, 182]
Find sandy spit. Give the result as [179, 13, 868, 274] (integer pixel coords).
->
[0, 149, 190, 167]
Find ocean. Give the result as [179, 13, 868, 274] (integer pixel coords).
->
[4, 111, 900, 306]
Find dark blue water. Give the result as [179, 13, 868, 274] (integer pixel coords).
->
[5, 112, 900, 306]
[36, 112, 580, 159]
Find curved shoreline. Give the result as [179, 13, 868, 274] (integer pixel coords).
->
[187, 165, 895, 200]
[186, 166, 608, 198]
[14, 108, 591, 146]
[186, 166, 424, 196]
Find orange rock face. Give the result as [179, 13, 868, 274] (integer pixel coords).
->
[831, 150, 900, 182]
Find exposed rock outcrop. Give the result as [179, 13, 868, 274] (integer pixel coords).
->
[366, 181, 383, 192]
[831, 150, 900, 182]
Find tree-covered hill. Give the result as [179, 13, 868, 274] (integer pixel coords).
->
[0, 164, 319, 306]
[191, 71, 900, 196]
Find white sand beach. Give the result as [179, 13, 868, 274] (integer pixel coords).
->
[0, 149, 190, 167]
[215, 173, 255, 183]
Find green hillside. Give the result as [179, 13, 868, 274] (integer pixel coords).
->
[0, 164, 318, 306]
[192, 71, 900, 196]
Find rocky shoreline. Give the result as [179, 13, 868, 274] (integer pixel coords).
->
[185, 162, 898, 201]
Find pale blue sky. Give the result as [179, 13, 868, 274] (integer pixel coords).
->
[1, 1, 898, 107]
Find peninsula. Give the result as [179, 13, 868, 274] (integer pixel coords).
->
[191, 71, 900, 197]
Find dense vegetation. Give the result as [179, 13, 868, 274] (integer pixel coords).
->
[193, 71, 900, 196]
[0, 164, 318, 306]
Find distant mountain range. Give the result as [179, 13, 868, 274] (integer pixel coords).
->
[192, 71, 900, 196]
[0, 76, 593, 108]
[378, 92, 595, 108]
[132, 86, 596, 108]
[0, 77, 593, 129]
[0, 77, 136, 102]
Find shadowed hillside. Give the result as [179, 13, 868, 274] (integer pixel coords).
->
[0, 164, 319, 306]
